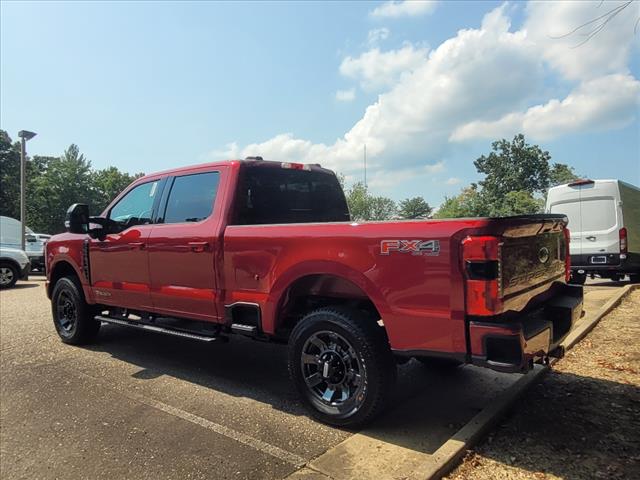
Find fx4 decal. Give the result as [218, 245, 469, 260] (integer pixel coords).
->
[380, 239, 440, 256]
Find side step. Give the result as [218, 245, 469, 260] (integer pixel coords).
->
[230, 323, 257, 335]
[95, 315, 219, 342]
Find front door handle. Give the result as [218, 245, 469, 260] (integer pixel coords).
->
[585, 236, 596, 241]
[188, 241, 209, 252]
[130, 242, 146, 250]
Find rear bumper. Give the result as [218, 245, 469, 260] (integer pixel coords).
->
[469, 283, 583, 373]
[571, 253, 640, 274]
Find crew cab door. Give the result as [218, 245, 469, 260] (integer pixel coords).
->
[90, 178, 164, 309]
[146, 169, 223, 322]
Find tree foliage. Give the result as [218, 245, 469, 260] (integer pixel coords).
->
[435, 185, 489, 218]
[344, 182, 397, 221]
[436, 134, 581, 219]
[398, 196, 432, 219]
[0, 130, 142, 234]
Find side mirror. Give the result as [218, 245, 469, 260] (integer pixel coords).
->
[65, 203, 90, 234]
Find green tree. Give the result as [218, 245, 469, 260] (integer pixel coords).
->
[491, 190, 545, 216]
[369, 195, 397, 221]
[344, 182, 396, 221]
[398, 196, 432, 219]
[0, 130, 21, 219]
[549, 163, 580, 186]
[437, 134, 583, 219]
[434, 185, 488, 219]
[28, 145, 95, 233]
[92, 166, 143, 213]
[474, 134, 551, 200]
[345, 182, 370, 221]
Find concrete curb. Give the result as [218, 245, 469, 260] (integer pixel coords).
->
[414, 283, 638, 480]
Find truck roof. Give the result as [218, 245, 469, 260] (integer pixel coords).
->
[137, 158, 331, 182]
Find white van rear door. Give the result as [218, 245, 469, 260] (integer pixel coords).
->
[549, 198, 582, 255]
[579, 196, 619, 255]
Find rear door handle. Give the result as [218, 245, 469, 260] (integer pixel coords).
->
[585, 236, 596, 241]
[188, 241, 209, 252]
[130, 242, 146, 250]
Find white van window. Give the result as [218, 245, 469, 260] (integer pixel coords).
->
[550, 202, 581, 230]
[581, 198, 616, 232]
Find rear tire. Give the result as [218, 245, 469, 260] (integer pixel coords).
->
[0, 262, 19, 289]
[51, 276, 101, 345]
[288, 306, 397, 428]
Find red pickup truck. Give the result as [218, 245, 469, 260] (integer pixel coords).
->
[46, 159, 582, 426]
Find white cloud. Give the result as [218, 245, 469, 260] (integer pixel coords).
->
[211, 3, 639, 192]
[335, 88, 356, 102]
[368, 162, 445, 190]
[367, 27, 390, 46]
[451, 74, 640, 141]
[524, 1, 639, 81]
[370, 1, 438, 18]
[214, 5, 541, 177]
[339, 44, 429, 91]
[446, 177, 461, 185]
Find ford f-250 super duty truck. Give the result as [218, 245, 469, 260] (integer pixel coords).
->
[46, 158, 583, 427]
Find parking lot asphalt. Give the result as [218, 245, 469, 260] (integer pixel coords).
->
[0, 276, 625, 480]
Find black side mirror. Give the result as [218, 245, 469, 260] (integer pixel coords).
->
[65, 203, 90, 234]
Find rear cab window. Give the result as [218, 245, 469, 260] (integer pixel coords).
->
[160, 171, 220, 224]
[232, 164, 350, 225]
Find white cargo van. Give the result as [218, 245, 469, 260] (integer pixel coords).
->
[546, 179, 640, 284]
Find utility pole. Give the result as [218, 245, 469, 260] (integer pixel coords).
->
[363, 144, 367, 189]
[18, 130, 37, 251]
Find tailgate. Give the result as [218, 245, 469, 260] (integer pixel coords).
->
[469, 215, 569, 315]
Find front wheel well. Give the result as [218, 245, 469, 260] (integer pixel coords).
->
[276, 274, 383, 338]
[0, 258, 22, 272]
[49, 261, 80, 297]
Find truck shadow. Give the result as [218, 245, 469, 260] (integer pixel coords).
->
[88, 324, 517, 454]
[464, 370, 640, 480]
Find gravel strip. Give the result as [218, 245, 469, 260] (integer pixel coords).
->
[445, 289, 640, 480]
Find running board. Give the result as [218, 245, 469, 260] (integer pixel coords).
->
[95, 315, 219, 342]
[231, 323, 258, 335]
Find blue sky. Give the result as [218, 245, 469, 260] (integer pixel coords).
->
[2, 1, 639, 207]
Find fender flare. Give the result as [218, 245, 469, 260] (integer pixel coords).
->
[263, 260, 390, 333]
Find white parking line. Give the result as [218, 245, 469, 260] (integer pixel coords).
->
[72, 369, 307, 467]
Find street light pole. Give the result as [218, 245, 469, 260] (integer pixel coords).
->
[18, 130, 37, 251]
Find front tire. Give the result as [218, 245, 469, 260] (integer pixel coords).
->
[288, 306, 397, 428]
[51, 276, 101, 345]
[0, 262, 19, 289]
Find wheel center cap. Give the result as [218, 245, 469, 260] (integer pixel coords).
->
[320, 352, 345, 383]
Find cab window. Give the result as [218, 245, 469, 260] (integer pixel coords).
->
[109, 180, 159, 230]
[162, 172, 220, 224]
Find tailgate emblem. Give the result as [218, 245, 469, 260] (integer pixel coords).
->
[380, 239, 440, 256]
[538, 247, 550, 264]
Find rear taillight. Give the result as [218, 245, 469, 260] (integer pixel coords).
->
[563, 227, 571, 282]
[620, 228, 628, 255]
[462, 235, 502, 316]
